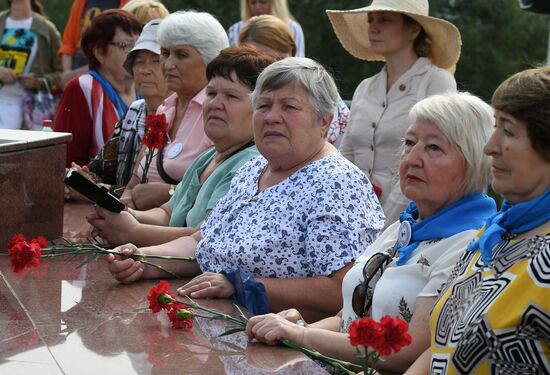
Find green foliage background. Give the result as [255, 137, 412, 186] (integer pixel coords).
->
[30, 0, 550, 100]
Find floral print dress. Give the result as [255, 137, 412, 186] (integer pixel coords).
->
[196, 154, 385, 278]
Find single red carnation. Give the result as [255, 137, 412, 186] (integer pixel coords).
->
[143, 114, 168, 149]
[167, 303, 194, 329]
[8, 241, 41, 273]
[158, 116, 169, 132]
[147, 280, 175, 313]
[146, 114, 168, 132]
[376, 316, 412, 356]
[31, 236, 48, 248]
[142, 129, 165, 149]
[7, 234, 27, 250]
[372, 183, 382, 198]
[348, 317, 384, 348]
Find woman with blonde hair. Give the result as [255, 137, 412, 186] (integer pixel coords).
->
[228, 0, 305, 57]
[122, 0, 169, 25]
[239, 14, 296, 57]
[239, 14, 349, 146]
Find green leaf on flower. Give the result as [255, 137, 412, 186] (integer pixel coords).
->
[219, 326, 246, 337]
[234, 304, 249, 322]
[76, 253, 101, 268]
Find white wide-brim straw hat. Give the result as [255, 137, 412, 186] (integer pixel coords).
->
[326, 0, 461, 70]
[123, 19, 162, 75]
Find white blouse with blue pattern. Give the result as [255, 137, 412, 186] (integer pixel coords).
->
[196, 153, 385, 278]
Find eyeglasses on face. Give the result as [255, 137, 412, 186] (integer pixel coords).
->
[351, 250, 393, 317]
[108, 40, 135, 53]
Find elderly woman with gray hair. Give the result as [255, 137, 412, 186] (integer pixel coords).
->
[246, 92, 497, 373]
[119, 11, 228, 210]
[105, 57, 385, 322]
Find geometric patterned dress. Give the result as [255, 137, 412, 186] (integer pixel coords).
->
[429, 231, 550, 374]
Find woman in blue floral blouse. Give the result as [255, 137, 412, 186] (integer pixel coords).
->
[105, 57, 385, 321]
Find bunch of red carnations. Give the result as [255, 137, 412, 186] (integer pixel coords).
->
[147, 280, 247, 331]
[147, 281, 411, 374]
[141, 114, 169, 183]
[349, 315, 412, 374]
[6, 234, 195, 276]
[7, 234, 46, 273]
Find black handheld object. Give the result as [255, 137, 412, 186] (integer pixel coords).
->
[64, 169, 125, 213]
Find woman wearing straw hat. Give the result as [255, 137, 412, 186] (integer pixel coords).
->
[327, 0, 461, 227]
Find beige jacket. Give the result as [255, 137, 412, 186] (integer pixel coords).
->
[339, 57, 456, 227]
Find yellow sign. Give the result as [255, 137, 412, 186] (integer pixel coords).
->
[0, 47, 29, 74]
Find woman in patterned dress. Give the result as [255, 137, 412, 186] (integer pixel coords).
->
[406, 66, 550, 374]
[104, 57, 385, 322]
[245, 92, 497, 373]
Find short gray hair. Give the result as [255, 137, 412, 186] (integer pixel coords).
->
[158, 11, 229, 65]
[409, 92, 494, 195]
[251, 57, 339, 121]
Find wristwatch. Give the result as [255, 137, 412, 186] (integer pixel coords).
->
[168, 184, 175, 196]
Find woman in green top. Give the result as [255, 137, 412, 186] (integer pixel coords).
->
[87, 45, 275, 246]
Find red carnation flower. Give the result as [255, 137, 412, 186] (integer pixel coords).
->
[372, 183, 382, 198]
[142, 128, 165, 149]
[31, 236, 48, 248]
[167, 303, 194, 329]
[376, 316, 412, 356]
[141, 114, 169, 182]
[143, 114, 168, 149]
[8, 240, 41, 273]
[147, 280, 175, 313]
[7, 233, 27, 250]
[348, 317, 384, 348]
[146, 114, 169, 132]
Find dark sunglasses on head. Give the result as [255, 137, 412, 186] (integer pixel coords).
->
[351, 245, 398, 317]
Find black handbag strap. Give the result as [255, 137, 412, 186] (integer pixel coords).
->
[156, 134, 180, 185]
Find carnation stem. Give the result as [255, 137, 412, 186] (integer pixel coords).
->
[41, 245, 196, 262]
[122, 252, 196, 262]
[41, 251, 92, 258]
[281, 339, 360, 374]
[180, 297, 247, 326]
[140, 259, 183, 279]
[179, 296, 359, 373]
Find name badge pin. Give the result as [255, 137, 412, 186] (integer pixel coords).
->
[167, 143, 183, 159]
[397, 221, 412, 248]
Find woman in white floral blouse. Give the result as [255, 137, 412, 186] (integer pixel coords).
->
[104, 57, 385, 322]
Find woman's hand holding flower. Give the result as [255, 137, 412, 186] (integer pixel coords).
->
[177, 272, 235, 299]
[246, 313, 306, 346]
[276, 308, 308, 326]
[104, 244, 144, 284]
